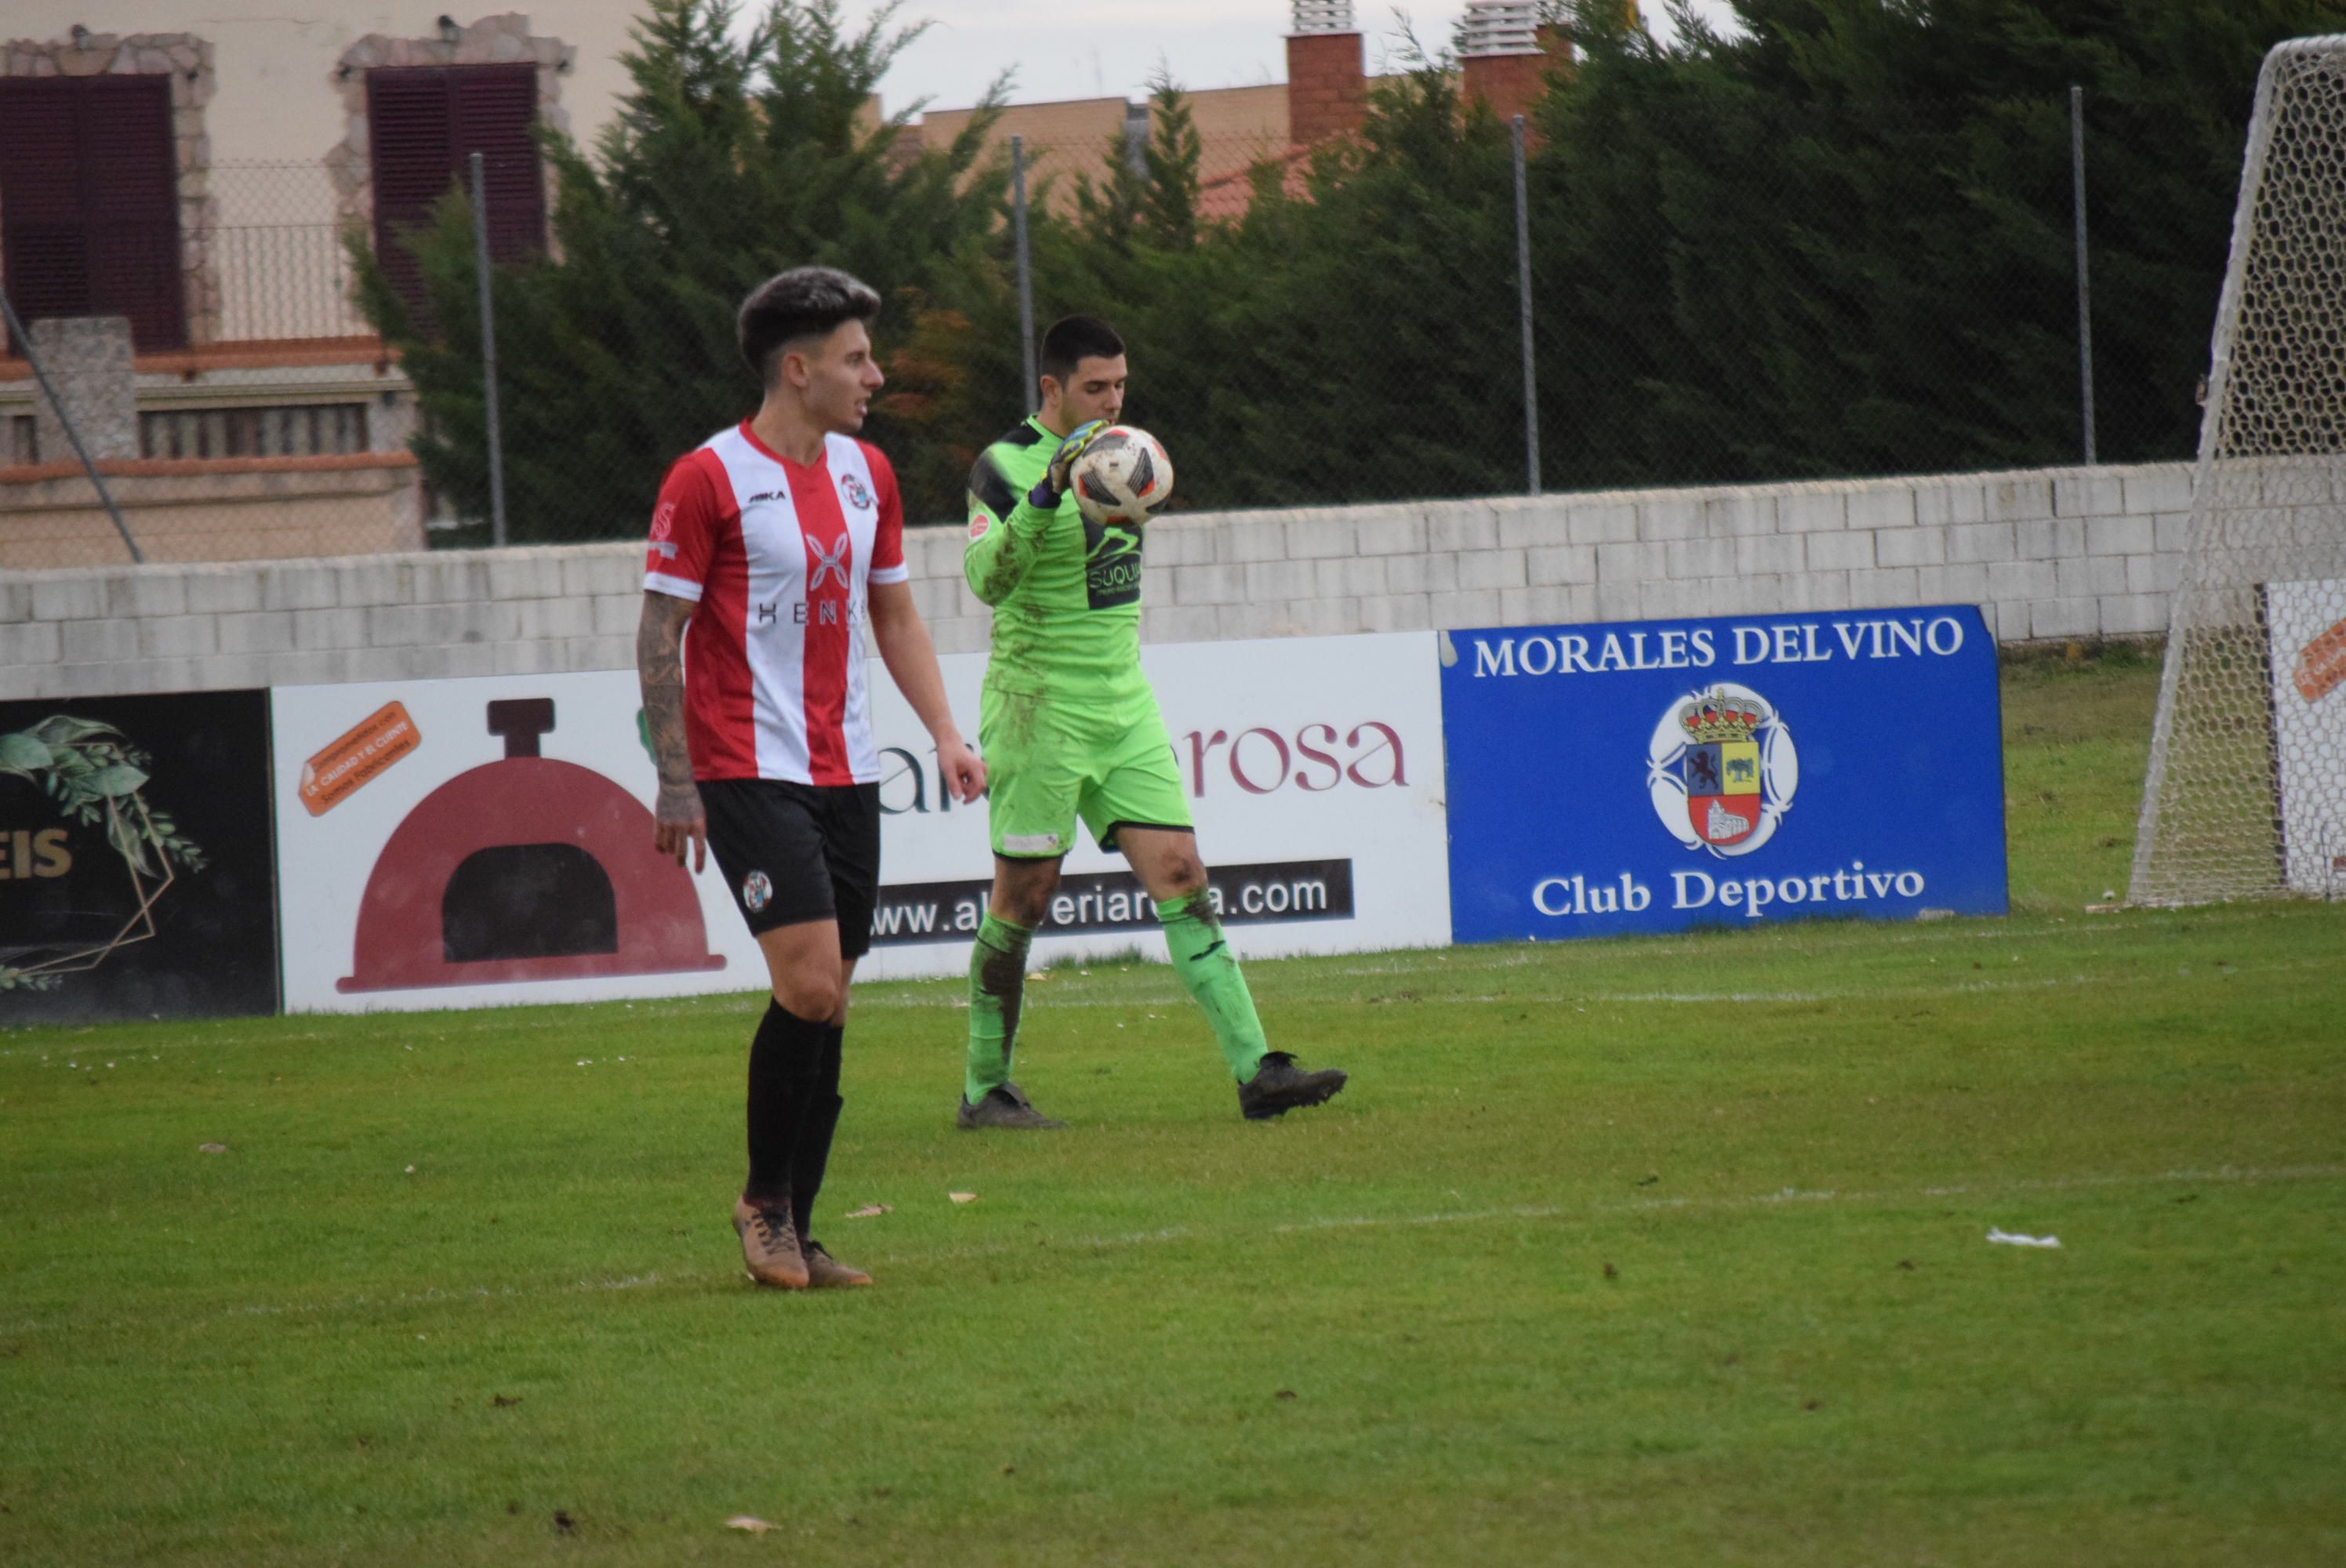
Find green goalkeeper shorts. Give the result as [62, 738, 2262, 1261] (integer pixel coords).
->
[979, 684, 1193, 858]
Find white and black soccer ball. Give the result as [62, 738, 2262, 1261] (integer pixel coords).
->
[1069, 425, 1175, 528]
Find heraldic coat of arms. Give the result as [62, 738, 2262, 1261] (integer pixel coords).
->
[1646, 682, 1799, 858]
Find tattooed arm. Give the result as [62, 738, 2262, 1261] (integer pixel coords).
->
[637, 589, 705, 871]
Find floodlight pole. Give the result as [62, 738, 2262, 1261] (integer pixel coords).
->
[1513, 114, 1541, 496]
[470, 151, 509, 547]
[1012, 135, 1038, 416]
[2071, 85, 2098, 466]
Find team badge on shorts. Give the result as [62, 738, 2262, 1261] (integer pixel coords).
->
[841, 474, 873, 510]
[741, 869, 774, 913]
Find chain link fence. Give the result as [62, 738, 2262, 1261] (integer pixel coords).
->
[431, 89, 2199, 551]
[2, 162, 419, 570]
[5, 88, 2210, 567]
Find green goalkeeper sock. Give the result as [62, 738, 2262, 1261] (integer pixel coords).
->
[1157, 892, 1269, 1083]
[964, 913, 1033, 1105]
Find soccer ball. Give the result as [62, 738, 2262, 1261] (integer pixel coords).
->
[1069, 426, 1175, 528]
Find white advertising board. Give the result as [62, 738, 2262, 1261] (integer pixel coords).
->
[271, 631, 1449, 1011]
[272, 670, 748, 1014]
[856, 630, 1451, 980]
[2267, 578, 2346, 895]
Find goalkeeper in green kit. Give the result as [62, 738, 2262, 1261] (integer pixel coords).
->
[956, 314, 1349, 1128]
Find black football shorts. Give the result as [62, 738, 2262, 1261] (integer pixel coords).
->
[697, 779, 881, 958]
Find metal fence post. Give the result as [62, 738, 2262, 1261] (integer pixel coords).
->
[0, 296, 143, 564]
[470, 151, 509, 546]
[1512, 114, 1541, 496]
[1011, 135, 1038, 416]
[2070, 85, 2097, 466]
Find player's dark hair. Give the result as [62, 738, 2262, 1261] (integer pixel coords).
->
[1039, 314, 1125, 386]
[738, 267, 882, 385]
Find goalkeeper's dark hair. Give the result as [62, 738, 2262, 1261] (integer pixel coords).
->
[738, 267, 882, 385]
[1040, 314, 1126, 384]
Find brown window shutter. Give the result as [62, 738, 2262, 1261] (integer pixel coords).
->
[368, 67, 456, 322]
[452, 65, 546, 263]
[0, 74, 183, 352]
[368, 64, 543, 326]
[81, 77, 183, 351]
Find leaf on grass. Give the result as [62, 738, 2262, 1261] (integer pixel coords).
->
[844, 1203, 892, 1219]
[726, 1515, 777, 1534]
[949, 1191, 978, 1204]
[491, 1393, 522, 1407]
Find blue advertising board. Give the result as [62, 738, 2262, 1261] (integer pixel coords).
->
[1440, 606, 2006, 942]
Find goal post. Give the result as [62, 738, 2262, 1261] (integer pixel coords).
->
[2130, 36, 2346, 906]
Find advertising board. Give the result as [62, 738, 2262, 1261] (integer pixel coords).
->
[0, 689, 279, 1023]
[274, 670, 739, 1014]
[1441, 607, 2006, 942]
[2266, 579, 2346, 895]
[857, 630, 1451, 980]
[271, 631, 1451, 1010]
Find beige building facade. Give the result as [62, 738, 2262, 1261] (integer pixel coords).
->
[2, 9, 641, 565]
[917, 82, 1294, 216]
[3, 4, 639, 171]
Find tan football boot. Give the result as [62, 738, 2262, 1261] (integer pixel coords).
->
[800, 1237, 873, 1289]
[732, 1196, 809, 1289]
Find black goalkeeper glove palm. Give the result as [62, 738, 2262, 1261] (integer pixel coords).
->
[1028, 419, 1110, 510]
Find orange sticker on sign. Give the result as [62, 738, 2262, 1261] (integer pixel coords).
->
[2294, 617, 2346, 703]
[300, 701, 421, 816]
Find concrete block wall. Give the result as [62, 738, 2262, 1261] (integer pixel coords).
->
[2, 462, 2197, 701]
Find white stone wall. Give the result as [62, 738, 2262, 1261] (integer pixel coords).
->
[1, 462, 2195, 701]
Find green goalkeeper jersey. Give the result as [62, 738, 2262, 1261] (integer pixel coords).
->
[964, 416, 1150, 705]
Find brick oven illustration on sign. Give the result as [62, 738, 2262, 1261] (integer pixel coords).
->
[338, 699, 724, 993]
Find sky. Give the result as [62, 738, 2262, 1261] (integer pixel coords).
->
[836, 2, 1743, 117]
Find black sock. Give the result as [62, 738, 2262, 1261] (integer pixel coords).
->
[791, 1023, 847, 1240]
[745, 1000, 824, 1203]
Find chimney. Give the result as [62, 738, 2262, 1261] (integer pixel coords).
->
[1286, 1, 1364, 147]
[1458, 3, 1558, 129]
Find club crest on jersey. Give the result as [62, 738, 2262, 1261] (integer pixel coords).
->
[741, 870, 773, 913]
[1645, 682, 1799, 857]
[808, 533, 851, 591]
[841, 474, 873, 510]
[968, 510, 993, 541]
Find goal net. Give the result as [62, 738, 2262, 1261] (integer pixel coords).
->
[2130, 36, 2346, 906]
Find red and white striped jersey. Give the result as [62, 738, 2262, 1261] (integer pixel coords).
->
[643, 422, 910, 785]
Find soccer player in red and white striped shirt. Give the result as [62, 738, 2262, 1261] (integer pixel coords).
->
[637, 267, 984, 1290]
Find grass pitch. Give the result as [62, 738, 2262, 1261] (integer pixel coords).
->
[4, 645, 2343, 1566]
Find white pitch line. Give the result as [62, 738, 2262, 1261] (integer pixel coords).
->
[2, 942, 2333, 1056]
[5, 1163, 2337, 1341]
[841, 969, 2193, 1010]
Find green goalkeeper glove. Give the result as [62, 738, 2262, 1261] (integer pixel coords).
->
[1028, 419, 1109, 510]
